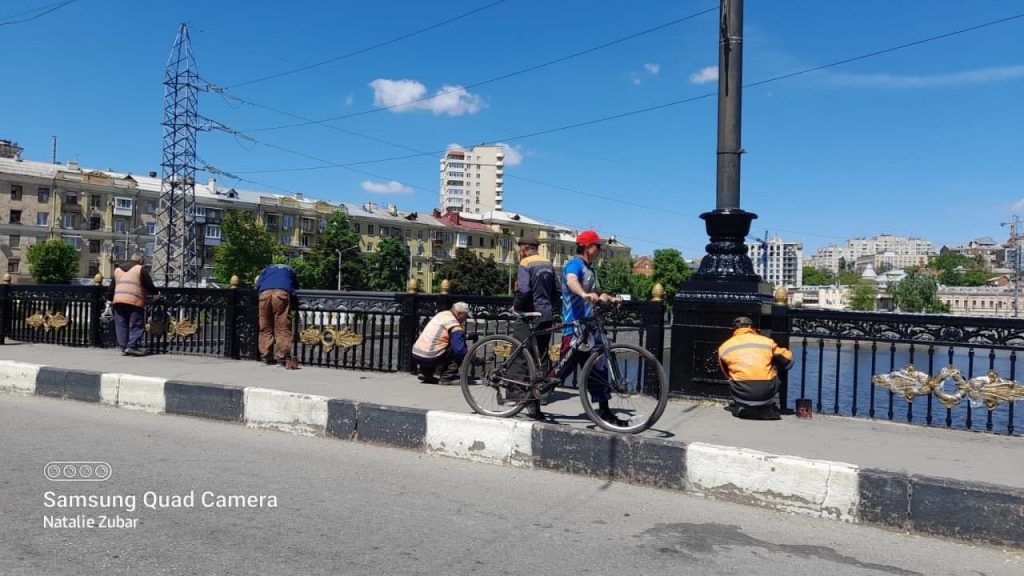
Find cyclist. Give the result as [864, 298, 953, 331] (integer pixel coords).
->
[550, 230, 629, 426]
[510, 234, 559, 419]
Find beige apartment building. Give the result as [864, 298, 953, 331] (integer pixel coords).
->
[809, 234, 935, 273]
[439, 145, 504, 214]
[0, 155, 629, 292]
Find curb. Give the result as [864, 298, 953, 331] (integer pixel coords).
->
[1, 360, 1021, 548]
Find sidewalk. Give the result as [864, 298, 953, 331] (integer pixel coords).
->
[2, 342, 1022, 547]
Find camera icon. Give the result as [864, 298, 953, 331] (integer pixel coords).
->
[44, 461, 112, 482]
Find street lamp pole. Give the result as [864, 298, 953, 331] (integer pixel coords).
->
[335, 245, 359, 291]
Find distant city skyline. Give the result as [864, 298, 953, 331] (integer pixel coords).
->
[1, 0, 1021, 257]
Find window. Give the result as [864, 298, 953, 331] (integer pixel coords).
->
[367, 224, 374, 235]
[114, 219, 127, 233]
[205, 225, 221, 239]
[9, 235, 19, 248]
[354, 223, 361, 233]
[405, 229, 412, 239]
[9, 210, 21, 224]
[37, 187, 50, 203]
[36, 212, 48, 226]
[65, 192, 78, 205]
[392, 227, 400, 237]
[63, 214, 74, 229]
[280, 233, 290, 245]
[10, 184, 22, 201]
[366, 242, 374, 252]
[88, 261, 99, 277]
[301, 218, 314, 232]
[146, 222, 156, 235]
[89, 240, 100, 254]
[7, 259, 19, 273]
[146, 201, 157, 214]
[115, 197, 132, 210]
[301, 235, 311, 247]
[478, 237, 484, 247]
[379, 226, 388, 237]
[282, 215, 294, 229]
[417, 230, 424, 241]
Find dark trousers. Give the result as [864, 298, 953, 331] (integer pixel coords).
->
[512, 321, 552, 377]
[553, 322, 610, 403]
[113, 303, 145, 350]
[730, 378, 782, 420]
[413, 348, 455, 379]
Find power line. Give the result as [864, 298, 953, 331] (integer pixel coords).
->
[0, 0, 79, 25]
[240, 6, 718, 133]
[225, 0, 510, 89]
[224, 10, 1024, 176]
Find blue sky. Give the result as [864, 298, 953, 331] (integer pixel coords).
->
[2, 0, 1022, 258]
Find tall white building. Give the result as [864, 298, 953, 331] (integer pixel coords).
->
[439, 145, 504, 214]
[747, 236, 803, 287]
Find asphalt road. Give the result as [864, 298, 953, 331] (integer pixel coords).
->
[1, 394, 1021, 576]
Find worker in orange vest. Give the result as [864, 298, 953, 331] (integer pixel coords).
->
[106, 253, 160, 356]
[718, 316, 793, 420]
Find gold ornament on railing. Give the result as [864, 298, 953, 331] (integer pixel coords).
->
[872, 364, 1024, 411]
[168, 318, 199, 339]
[26, 311, 69, 332]
[299, 326, 363, 352]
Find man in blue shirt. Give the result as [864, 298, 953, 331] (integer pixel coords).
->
[255, 263, 299, 367]
[551, 230, 628, 427]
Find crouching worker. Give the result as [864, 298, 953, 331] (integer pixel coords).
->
[412, 302, 470, 384]
[718, 316, 793, 420]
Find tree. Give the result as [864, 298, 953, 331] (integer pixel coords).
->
[303, 212, 364, 290]
[629, 274, 655, 302]
[802, 266, 834, 286]
[26, 239, 78, 284]
[651, 249, 691, 301]
[888, 269, 949, 313]
[434, 249, 505, 295]
[596, 256, 633, 296]
[928, 252, 990, 287]
[848, 282, 878, 311]
[213, 211, 282, 288]
[838, 270, 862, 286]
[366, 236, 409, 292]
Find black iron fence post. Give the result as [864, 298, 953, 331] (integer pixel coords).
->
[0, 277, 9, 345]
[639, 300, 666, 362]
[770, 299, 790, 411]
[225, 278, 240, 359]
[397, 292, 418, 373]
[89, 276, 105, 348]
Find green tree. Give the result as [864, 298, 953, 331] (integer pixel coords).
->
[848, 282, 878, 311]
[303, 212, 364, 290]
[838, 270, 862, 285]
[651, 249, 691, 301]
[928, 252, 990, 287]
[596, 256, 633, 296]
[888, 269, 949, 313]
[434, 249, 505, 295]
[629, 274, 655, 302]
[213, 211, 282, 288]
[802, 266, 835, 286]
[26, 239, 78, 284]
[366, 236, 409, 292]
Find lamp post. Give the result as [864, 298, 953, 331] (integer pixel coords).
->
[336, 245, 359, 291]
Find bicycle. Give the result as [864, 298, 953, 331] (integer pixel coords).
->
[458, 307, 669, 434]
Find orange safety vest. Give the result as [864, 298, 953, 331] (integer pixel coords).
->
[412, 310, 463, 359]
[717, 327, 793, 383]
[113, 265, 146, 308]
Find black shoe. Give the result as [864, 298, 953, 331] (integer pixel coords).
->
[419, 376, 440, 384]
[525, 401, 544, 420]
[598, 408, 630, 428]
[262, 357, 276, 366]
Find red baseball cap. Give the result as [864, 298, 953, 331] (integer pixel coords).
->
[576, 230, 603, 246]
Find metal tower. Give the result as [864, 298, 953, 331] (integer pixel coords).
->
[155, 23, 200, 286]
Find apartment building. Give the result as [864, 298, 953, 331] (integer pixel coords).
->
[746, 236, 803, 287]
[938, 286, 1019, 318]
[439, 145, 504, 214]
[809, 234, 935, 273]
[1, 155, 630, 291]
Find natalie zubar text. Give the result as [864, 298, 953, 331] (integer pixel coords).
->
[43, 490, 279, 513]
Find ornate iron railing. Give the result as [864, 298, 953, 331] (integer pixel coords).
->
[787, 309, 1024, 435]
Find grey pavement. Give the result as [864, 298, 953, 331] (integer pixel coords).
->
[3, 393, 1022, 576]
[2, 342, 1023, 489]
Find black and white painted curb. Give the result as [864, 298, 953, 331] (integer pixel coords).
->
[2, 359, 1021, 548]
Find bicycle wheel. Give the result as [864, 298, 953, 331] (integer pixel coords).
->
[460, 334, 535, 418]
[578, 343, 669, 433]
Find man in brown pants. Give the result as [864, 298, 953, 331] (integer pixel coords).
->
[255, 263, 299, 366]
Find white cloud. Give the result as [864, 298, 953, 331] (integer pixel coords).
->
[360, 180, 413, 195]
[831, 65, 1024, 89]
[344, 93, 354, 106]
[632, 76, 642, 86]
[446, 143, 464, 152]
[369, 78, 483, 116]
[497, 143, 523, 166]
[689, 66, 718, 85]
[644, 63, 660, 75]
[1011, 198, 1024, 213]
